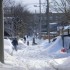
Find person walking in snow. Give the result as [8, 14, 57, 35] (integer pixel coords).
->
[27, 41, 29, 45]
[23, 36, 26, 43]
[12, 38, 18, 51]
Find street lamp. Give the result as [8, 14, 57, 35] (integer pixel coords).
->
[34, 5, 38, 7]
[34, 0, 42, 38]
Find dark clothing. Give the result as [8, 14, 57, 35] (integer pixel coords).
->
[32, 38, 35, 44]
[27, 35, 28, 38]
[27, 41, 29, 45]
[24, 37, 26, 43]
[12, 39, 18, 46]
[12, 39, 18, 51]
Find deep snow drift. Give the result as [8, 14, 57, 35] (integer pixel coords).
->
[1, 36, 70, 70]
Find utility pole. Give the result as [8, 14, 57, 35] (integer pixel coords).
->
[46, 0, 50, 43]
[0, 0, 4, 63]
[33, 10, 36, 38]
[39, 0, 41, 38]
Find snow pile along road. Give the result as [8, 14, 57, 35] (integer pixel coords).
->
[2, 36, 70, 70]
[4, 38, 13, 54]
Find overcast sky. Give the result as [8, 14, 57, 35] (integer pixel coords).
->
[8, 0, 60, 13]
[14, 0, 49, 13]
[4, 0, 61, 13]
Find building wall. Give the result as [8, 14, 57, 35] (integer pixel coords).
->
[41, 13, 65, 33]
[33, 13, 65, 33]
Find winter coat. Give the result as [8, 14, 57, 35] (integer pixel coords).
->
[12, 39, 18, 46]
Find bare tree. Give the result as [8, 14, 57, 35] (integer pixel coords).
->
[13, 4, 32, 37]
[52, 0, 70, 25]
[4, 0, 33, 37]
[3, 0, 15, 7]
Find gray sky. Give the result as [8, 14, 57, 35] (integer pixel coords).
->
[4, 0, 61, 13]
[13, 0, 59, 13]
[14, 0, 48, 13]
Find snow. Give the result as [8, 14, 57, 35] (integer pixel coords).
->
[64, 25, 70, 30]
[4, 38, 13, 54]
[1, 36, 70, 70]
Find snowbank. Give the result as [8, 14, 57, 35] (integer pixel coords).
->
[3, 36, 70, 70]
[46, 36, 63, 54]
[4, 38, 13, 54]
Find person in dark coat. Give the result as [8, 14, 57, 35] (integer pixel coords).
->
[27, 41, 29, 46]
[12, 38, 18, 51]
[23, 36, 26, 43]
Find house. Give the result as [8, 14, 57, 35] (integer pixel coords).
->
[41, 23, 58, 39]
[57, 24, 70, 36]
[31, 13, 65, 39]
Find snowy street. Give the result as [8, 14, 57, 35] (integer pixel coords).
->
[2, 36, 70, 70]
[1, 0, 70, 69]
